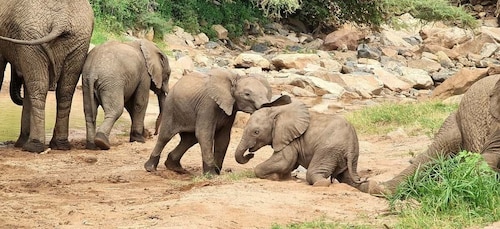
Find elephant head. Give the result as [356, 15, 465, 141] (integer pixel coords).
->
[139, 39, 171, 134]
[235, 100, 309, 164]
[206, 68, 275, 115]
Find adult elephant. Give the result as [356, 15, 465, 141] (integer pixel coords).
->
[0, 0, 94, 152]
[144, 68, 287, 175]
[370, 74, 500, 196]
[82, 39, 171, 150]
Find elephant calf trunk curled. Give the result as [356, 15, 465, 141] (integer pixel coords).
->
[82, 39, 170, 150]
[235, 100, 372, 192]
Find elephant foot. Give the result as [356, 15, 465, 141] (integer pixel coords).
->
[203, 163, 221, 175]
[313, 179, 332, 187]
[165, 159, 189, 174]
[22, 139, 45, 153]
[14, 134, 29, 148]
[49, 138, 71, 150]
[358, 181, 391, 197]
[130, 131, 146, 143]
[95, 132, 111, 150]
[144, 156, 160, 172]
[86, 142, 99, 150]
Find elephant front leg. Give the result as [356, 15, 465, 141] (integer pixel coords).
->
[255, 148, 298, 181]
[196, 123, 218, 175]
[480, 129, 500, 172]
[213, 117, 235, 174]
[15, 88, 30, 148]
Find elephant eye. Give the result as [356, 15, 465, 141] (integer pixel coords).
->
[244, 92, 251, 97]
[254, 130, 260, 135]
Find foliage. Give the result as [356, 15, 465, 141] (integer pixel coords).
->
[388, 151, 500, 228]
[381, 0, 478, 28]
[345, 100, 458, 136]
[251, 0, 301, 19]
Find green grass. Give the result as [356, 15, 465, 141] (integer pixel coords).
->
[345, 100, 458, 136]
[271, 218, 371, 229]
[388, 151, 500, 228]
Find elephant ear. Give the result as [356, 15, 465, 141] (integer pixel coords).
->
[271, 101, 310, 152]
[140, 39, 166, 90]
[207, 68, 237, 115]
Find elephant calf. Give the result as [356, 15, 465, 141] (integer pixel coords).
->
[82, 39, 171, 150]
[235, 100, 371, 192]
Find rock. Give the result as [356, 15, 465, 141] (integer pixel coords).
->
[211, 24, 228, 40]
[435, 51, 455, 68]
[234, 53, 271, 69]
[431, 69, 456, 83]
[431, 67, 489, 99]
[407, 58, 441, 73]
[380, 29, 413, 48]
[420, 26, 473, 49]
[291, 86, 316, 97]
[271, 53, 320, 70]
[372, 68, 412, 92]
[357, 44, 381, 60]
[420, 44, 460, 60]
[480, 43, 498, 58]
[386, 128, 408, 140]
[399, 67, 434, 89]
[442, 94, 463, 105]
[323, 24, 364, 51]
[250, 43, 269, 53]
[193, 33, 210, 46]
[339, 72, 384, 96]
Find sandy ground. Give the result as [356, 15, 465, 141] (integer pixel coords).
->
[0, 85, 443, 229]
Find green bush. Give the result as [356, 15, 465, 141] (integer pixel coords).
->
[389, 151, 499, 228]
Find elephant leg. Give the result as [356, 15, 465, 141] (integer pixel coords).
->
[95, 91, 125, 150]
[82, 79, 99, 150]
[379, 113, 462, 195]
[480, 129, 500, 172]
[195, 122, 218, 175]
[165, 132, 198, 174]
[124, 94, 148, 143]
[213, 117, 235, 174]
[21, 57, 50, 152]
[144, 120, 177, 172]
[306, 149, 344, 186]
[50, 46, 87, 150]
[255, 148, 298, 180]
[15, 83, 30, 148]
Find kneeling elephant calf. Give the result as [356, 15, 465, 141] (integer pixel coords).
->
[234, 100, 372, 192]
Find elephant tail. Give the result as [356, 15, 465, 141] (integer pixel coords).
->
[0, 28, 62, 45]
[346, 148, 366, 184]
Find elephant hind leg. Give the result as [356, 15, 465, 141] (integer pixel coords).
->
[165, 132, 198, 174]
[382, 113, 462, 194]
[144, 122, 178, 172]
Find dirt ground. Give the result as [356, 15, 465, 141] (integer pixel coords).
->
[0, 85, 437, 228]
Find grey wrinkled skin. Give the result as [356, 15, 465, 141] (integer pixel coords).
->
[371, 75, 500, 197]
[0, 0, 94, 152]
[82, 39, 171, 150]
[143, 68, 283, 175]
[234, 100, 373, 192]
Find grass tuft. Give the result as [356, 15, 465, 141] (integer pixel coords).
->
[388, 151, 500, 228]
[345, 100, 458, 136]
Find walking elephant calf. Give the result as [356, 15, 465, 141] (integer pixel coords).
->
[82, 39, 171, 150]
[234, 100, 373, 192]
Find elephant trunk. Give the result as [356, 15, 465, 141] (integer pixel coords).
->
[235, 139, 254, 164]
[154, 90, 166, 135]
